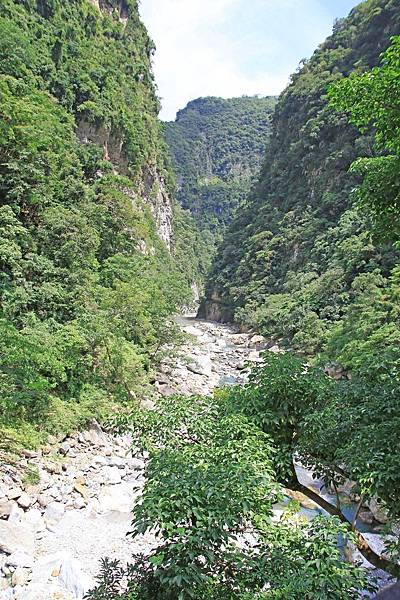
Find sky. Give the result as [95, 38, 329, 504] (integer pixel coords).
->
[139, 0, 359, 121]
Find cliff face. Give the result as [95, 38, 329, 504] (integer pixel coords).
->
[71, 0, 175, 248]
[1, 0, 173, 249]
[0, 0, 195, 444]
[164, 96, 277, 232]
[202, 0, 400, 346]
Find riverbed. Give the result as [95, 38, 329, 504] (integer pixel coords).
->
[0, 316, 394, 599]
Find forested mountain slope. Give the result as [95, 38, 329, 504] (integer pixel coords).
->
[164, 96, 277, 232]
[0, 0, 203, 447]
[201, 0, 400, 368]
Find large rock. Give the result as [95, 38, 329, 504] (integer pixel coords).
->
[23, 508, 45, 532]
[13, 582, 73, 600]
[83, 420, 108, 447]
[98, 483, 136, 513]
[127, 458, 145, 471]
[359, 511, 374, 525]
[0, 501, 14, 520]
[12, 567, 29, 587]
[59, 556, 95, 599]
[248, 350, 263, 363]
[187, 355, 213, 376]
[369, 498, 389, 524]
[90, 455, 107, 468]
[248, 334, 267, 350]
[0, 521, 34, 555]
[17, 493, 34, 510]
[347, 533, 394, 569]
[7, 504, 24, 524]
[6, 550, 34, 568]
[6, 489, 22, 501]
[183, 325, 203, 337]
[101, 466, 122, 485]
[30, 551, 68, 583]
[231, 334, 249, 346]
[44, 502, 65, 526]
[158, 384, 178, 397]
[268, 345, 284, 354]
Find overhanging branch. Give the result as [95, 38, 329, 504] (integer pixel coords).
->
[292, 478, 400, 578]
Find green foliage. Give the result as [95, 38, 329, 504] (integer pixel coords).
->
[87, 391, 370, 600]
[164, 96, 277, 234]
[223, 353, 331, 486]
[323, 268, 400, 381]
[204, 0, 400, 364]
[0, 0, 192, 443]
[172, 203, 213, 291]
[233, 352, 400, 519]
[329, 36, 400, 239]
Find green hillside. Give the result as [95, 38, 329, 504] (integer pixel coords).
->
[0, 0, 199, 446]
[202, 0, 400, 370]
[164, 96, 277, 232]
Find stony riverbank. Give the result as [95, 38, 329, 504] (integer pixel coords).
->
[0, 317, 396, 599]
[0, 317, 272, 600]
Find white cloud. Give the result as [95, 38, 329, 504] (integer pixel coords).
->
[140, 0, 287, 119]
[139, 0, 353, 120]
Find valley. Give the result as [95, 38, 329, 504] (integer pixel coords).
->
[0, 0, 399, 597]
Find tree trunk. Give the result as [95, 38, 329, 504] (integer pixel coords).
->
[292, 480, 400, 578]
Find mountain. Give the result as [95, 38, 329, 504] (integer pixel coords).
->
[0, 0, 202, 444]
[164, 96, 277, 232]
[200, 0, 400, 363]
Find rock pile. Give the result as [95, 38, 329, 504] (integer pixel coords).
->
[0, 421, 154, 600]
[158, 316, 276, 397]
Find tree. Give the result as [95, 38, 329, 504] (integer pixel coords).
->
[87, 393, 372, 600]
[329, 36, 400, 240]
[224, 353, 400, 577]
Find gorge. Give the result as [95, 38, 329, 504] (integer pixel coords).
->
[0, 0, 400, 598]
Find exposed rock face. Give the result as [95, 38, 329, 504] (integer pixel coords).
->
[76, 120, 129, 174]
[88, 0, 129, 21]
[197, 292, 234, 323]
[141, 165, 173, 250]
[74, 2, 174, 252]
[76, 123, 173, 249]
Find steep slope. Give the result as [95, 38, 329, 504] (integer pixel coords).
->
[201, 0, 400, 358]
[164, 96, 277, 232]
[0, 0, 197, 445]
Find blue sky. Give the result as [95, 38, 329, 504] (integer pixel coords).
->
[140, 0, 359, 121]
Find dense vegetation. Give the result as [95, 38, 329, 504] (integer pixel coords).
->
[2, 0, 400, 596]
[164, 96, 277, 233]
[202, 0, 400, 369]
[0, 0, 202, 449]
[89, 346, 400, 598]
[89, 13, 400, 594]
[87, 380, 375, 599]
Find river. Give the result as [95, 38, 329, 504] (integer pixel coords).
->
[0, 316, 393, 599]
